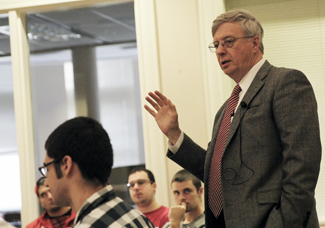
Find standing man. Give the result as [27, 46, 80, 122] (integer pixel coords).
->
[144, 9, 321, 228]
[128, 167, 169, 228]
[26, 176, 75, 228]
[163, 169, 205, 228]
[39, 117, 154, 228]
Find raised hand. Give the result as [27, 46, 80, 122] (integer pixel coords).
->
[144, 91, 181, 145]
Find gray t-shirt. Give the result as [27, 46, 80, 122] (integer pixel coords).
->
[162, 213, 205, 228]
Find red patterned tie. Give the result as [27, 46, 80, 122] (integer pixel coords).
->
[208, 84, 242, 218]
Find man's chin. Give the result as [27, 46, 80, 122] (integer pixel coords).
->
[185, 206, 191, 213]
[53, 198, 70, 208]
[49, 205, 61, 213]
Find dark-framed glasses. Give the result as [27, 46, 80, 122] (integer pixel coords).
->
[208, 36, 254, 53]
[38, 157, 63, 177]
[127, 179, 153, 189]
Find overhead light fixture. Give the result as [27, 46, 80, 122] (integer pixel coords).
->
[27, 23, 81, 42]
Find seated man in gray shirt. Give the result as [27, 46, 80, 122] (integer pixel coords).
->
[163, 169, 205, 228]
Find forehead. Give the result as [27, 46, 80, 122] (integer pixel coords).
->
[128, 171, 149, 181]
[213, 22, 244, 41]
[38, 184, 50, 195]
[171, 179, 195, 191]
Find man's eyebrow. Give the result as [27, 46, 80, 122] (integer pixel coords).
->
[213, 36, 234, 43]
[129, 179, 147, 182]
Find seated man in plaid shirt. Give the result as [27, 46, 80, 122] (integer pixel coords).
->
[38, 117, 154, 228]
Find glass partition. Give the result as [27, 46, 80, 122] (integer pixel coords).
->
[0, 2, 144, 225]
[0, 56, 22, 226]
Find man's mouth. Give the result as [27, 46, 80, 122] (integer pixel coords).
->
[221, 60, 231, 66]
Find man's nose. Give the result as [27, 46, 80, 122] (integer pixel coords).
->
[216, 44, 226, 55]
[48, 191, 53, 199]
[133, 183, 140, 189]
[180, 193, 186, 200]
[179, 198, 186, 205]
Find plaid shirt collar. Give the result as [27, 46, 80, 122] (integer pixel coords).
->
[74, 185, 115, 225]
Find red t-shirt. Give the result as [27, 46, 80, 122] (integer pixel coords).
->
[26, 210, 75, 228]
[143, 206, 169, 228]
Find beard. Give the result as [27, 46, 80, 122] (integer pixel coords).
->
[48, 205, 62, 214]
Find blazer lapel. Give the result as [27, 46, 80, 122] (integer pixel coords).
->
[224, 61, 273, 149]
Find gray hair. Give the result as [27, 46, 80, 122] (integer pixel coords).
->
[211, 9, 264, 54]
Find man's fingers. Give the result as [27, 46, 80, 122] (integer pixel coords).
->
[144, 91, 177, 125]
[145, 91, 173, 114]
[145, 96, 161, 112]
[148, 91, 169, 107]
[181, 202, 186, 209]
[144, 104, 156, 118]
[147, 92, 163, 107]
[153, 90, 168, 102]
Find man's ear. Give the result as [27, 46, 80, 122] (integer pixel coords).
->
[198, 187, 204, 197]
[252, 35, 260, 53]
[61, 155, 73, 176]
[152, 182, 157, 193]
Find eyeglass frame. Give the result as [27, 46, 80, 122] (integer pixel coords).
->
[208, 36, 255, 53]
[38, 157, 63, 177]
[127, 179, 153, 189]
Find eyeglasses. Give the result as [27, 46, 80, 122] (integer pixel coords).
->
[208, 36, 254, 53]
[38, 157, 63, 177]
[127, 179, 153, 189]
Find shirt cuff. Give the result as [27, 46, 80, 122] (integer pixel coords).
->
[168, 131, 184, 154]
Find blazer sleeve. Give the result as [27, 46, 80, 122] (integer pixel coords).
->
[167, 133, 207, 182]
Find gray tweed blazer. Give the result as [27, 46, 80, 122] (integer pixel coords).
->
[167, 60, 321, 228]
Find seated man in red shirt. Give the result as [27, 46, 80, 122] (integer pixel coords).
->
[26, 177, 75, 228]
[128, 168, 170, 228]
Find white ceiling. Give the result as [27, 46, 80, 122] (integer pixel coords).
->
[0, 1, 136, 56]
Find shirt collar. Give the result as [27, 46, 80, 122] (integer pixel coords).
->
[74, 185, 114, 225]
[238, 58, 265, 100]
